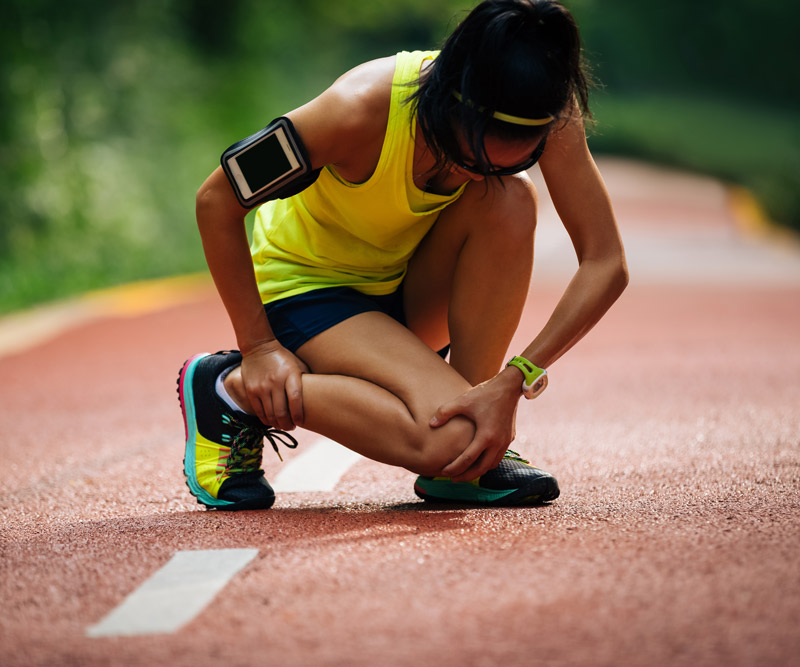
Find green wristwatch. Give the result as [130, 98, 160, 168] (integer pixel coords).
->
[507, 356, 548, 400]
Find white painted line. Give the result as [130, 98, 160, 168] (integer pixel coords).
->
[272, 436, 363, 492]
[86, 549, 258, 638]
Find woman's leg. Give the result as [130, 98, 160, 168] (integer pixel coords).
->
[300, 312, 478, 474]
[225, 310, 475, 476]
[224, 174, 537, 474]
[404, 174, 538, 384]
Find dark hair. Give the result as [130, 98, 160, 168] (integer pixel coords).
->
[409, 0, 592, 173]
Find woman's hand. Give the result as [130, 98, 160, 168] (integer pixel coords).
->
[430, 367, 523, 482]
[240, 340, 309, 432]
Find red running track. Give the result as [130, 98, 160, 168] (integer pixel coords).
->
[1, 158, 799, 666]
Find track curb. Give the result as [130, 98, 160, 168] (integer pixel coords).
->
[727, 185, 800, 247]
[0, 273, 213, 359]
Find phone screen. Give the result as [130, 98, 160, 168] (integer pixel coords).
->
[236, 132, 296, 194]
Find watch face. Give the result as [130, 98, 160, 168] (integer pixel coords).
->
[525, 372, 548, 399]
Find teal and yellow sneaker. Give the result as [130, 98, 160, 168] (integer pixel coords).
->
[413, 450, 559, 506]
[178, 351, 297, 510]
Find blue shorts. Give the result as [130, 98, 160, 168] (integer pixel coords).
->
[264, 285, 449, 357]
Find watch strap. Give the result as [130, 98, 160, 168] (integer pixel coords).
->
[507, 356, 548, 399]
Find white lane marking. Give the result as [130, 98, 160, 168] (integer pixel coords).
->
[272, 436, 363, 492]
[86, 549, 258, 638]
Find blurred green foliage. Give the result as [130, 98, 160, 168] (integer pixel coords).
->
[570, 0, 800, 229]
[1, 0, 798, 313]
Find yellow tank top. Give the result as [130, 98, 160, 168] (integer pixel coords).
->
[251, 50, 466, 304]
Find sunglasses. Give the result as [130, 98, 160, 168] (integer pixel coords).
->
[450, 135, 548, 177]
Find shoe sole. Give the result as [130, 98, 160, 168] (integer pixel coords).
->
[413, 476, 559, 506]
[178, 353, 237, 510]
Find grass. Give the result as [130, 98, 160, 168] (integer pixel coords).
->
[1, 91, 797, 316]
[587, 91, 800, 231]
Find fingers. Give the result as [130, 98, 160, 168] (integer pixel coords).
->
[491, 447, 507, 470]
[433, 373, 523, 481]
[439, 442, 478, 478]
[252, 380, 299, 432]
[268, 373, 305, 432]
[441, 438, 498, 482]
[430, 395, 475, 429]
[240, 346, 306, 431]
[432, 390, 513, 480]
[246, 386, 299, 432]
[450, 448, 499, 483]
[270, 387, 293, 432]
[248, 392, 268, 426]
[285, 372, 305, 428]
[440, 427, 511, 482]
[429, 401, 456, 428]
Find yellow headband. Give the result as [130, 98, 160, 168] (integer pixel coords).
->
[452, 90, 554, 127]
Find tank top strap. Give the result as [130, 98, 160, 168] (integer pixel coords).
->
[376, 50, 464, 213]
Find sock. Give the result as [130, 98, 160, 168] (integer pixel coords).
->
[215, 367, 247, 413]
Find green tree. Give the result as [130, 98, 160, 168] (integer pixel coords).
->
[1, 0, 798, 314]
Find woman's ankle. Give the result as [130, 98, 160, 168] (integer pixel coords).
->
[219, 367, 254, 414]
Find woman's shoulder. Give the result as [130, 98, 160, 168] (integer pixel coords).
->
[328, 56, 396, 124]
[288, 56, 396, 168]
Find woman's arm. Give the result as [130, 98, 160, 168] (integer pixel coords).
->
[514, 114, 629, 368]
[195, 166, 308, 431]
[437, 115, 629, 481]
[194, 58, 395, 431]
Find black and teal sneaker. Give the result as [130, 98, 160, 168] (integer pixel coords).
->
[413, 450, 559, 506]
[178, 351, 298, 511]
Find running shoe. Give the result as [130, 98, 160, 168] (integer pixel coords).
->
[413, 450, 559, 506]
[178, 351, 298, 510]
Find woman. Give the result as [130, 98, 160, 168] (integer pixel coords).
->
[179, 0, 628, 510]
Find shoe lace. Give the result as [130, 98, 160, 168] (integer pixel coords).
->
[504, 449, 530, 464]
[221, 413, 299, 474]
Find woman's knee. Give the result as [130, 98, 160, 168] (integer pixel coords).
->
[404, 414, 475, 477]
[486, 175, 539, 246]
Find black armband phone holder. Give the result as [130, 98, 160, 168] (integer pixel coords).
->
[220, 116, 321, 208]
